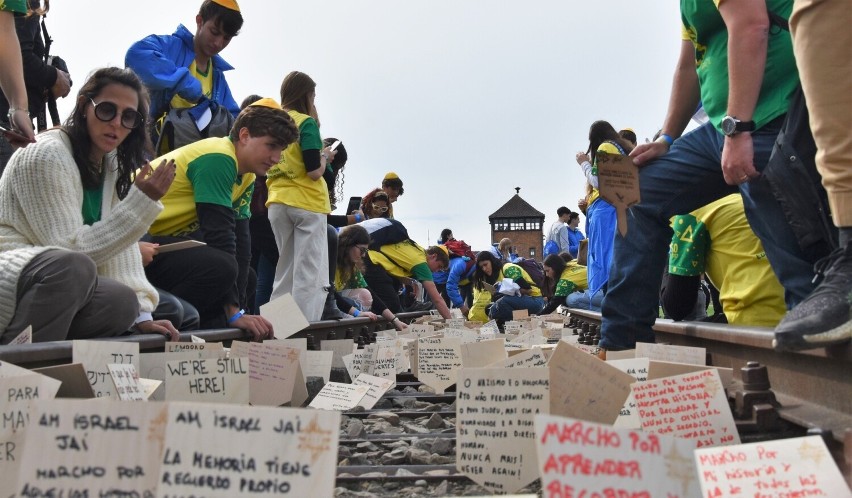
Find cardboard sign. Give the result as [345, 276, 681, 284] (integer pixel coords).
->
[536, 414, 700, 498]
[229, 340, 251, 358]
[9, 325, 32, 345]
[108, 363, 145, 401]
[16, 399, 167, 496]
[320, 339, 356, 369]
[139, 350, 225, 401]
[370, 346, 397, 384]
[73, 340, 139, 398]
[342, 347, 372, 381]
[259, 293, 310, 339]
[32, 363, 95, 398]
[407, 324, 437, 338]
[635, 342, 706, 365]
[548, 341, 633, 424]
[633, 369, 739, 447]
[165, 341, 224, 353]
[416, 336, 463, 394]
[308, 382, 369, 411]
[0, 374, 60, 491]
[278, 338, 308, 351]
[596, 151, 640, 236]
[605, 349, 636, 360]
[694, 436, 852, 498]
[494, 348, 548, 368]
[607, 358, 650, 429]
[443, 327, 479, 344]
[352, 374, 395, 410]
[155, 239, 207, 253]
[461, 338, 507, 368]
[301, 350, 333, 383]
[190, 334, 206, 343]
[457, 367, 549, 494]
[512, 309, 529, 320]
[648, 360, 734, 391]
[159, 402, 340, 497]
[165, 357, 249, 404]
[248, 343, 302, 407]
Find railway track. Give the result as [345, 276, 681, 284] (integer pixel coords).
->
[1, 309, 850, 495]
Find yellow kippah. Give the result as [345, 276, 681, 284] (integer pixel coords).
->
[211, 0, 240, 12]
[437, 245, 450, 258]
[384, 171, 400, 181]
[249, 98, 281, 109]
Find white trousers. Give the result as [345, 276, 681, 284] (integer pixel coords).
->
[268, 204, 329, 321]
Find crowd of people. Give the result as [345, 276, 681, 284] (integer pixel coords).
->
[0, 0, 848, 354]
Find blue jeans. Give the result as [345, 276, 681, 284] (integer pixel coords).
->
[489, 295, 545, 321]
[566, 290, 604, 312]
[600, 120, 818, 350]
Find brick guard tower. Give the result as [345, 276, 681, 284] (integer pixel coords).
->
[488, 187, 544, 260]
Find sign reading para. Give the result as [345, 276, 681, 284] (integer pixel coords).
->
[694, 436, 851, 498]
[535, 414, 700, 498]
[457, 367, 549, 494]
[159, 402, 340, 497]
[633, 369, 739, 447]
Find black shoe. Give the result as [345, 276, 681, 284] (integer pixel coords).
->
[773, 245, 852, 351]
[321, 288, 347, 321]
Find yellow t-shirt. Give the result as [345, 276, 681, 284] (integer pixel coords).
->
[669, 194, 786, 326]
[555, 262, 588, 297]
[148, 137, 254, 236]
[169, 60, 213, 109]
[367, 241, 432, 281]
[500, 263, 542, 298]
[468, 286, 492, 323]
[265, 110, 331, 214]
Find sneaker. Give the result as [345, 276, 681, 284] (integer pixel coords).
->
[773, 245, 852, 351]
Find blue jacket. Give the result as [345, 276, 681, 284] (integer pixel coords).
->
[445, 257, 476, 307]
[125, 24, 240, 120]
[567, 227, 585, 258]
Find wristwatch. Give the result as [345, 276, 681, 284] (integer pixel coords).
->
[721, 115, 755, 137]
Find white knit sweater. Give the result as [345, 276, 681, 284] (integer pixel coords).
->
[0, 129, 163, 335]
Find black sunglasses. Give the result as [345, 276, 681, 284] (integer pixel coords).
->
[89, 98, 143, 130]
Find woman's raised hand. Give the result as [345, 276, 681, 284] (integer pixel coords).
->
[135, 159, 176, 200]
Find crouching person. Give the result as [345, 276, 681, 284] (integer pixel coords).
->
[0, 67, 179, 343]
[144, 98, 298, 340]
[472, 250, 545, 322]
[359, 218, 453, 319]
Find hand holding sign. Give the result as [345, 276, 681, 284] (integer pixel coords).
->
[596, 151, 640, 237]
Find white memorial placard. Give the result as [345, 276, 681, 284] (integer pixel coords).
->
[635, 342, 706, 365]
[259, 293, 310, 339]
[352, 374, 395, 410]
[72, 340, 139, 398]
[607, 358, 650, 429]
[308, 382, 369, 411]
[165, 357, 249, 404]
[158, 402, 340, 497]
[108, 363, 145, 401]
[536, 414, 700, 498]
[416, 336, 463, 394]
[248, 343, 302, 406]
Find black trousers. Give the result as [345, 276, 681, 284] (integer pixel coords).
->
[363, 258, 402, 314]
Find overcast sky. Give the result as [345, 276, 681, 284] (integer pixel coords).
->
[47, 1, 682, 251]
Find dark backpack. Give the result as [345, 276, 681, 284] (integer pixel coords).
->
[359, 218, 412, 250]
[154, 101, 235, 155]
[761, 10, 838, 257]
[513, 258, 547, 290]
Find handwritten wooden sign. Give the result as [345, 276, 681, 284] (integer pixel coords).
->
[320, 339, 355, 369]
[159, 402, 340, 497]
[694, 435, 852, 497]
[370, 345, 397, 384]
[140, 350, 225, 401]
[548, 341, 633, 424]
[457, 367, 549, 494]
[607, 358, 650, 429]
[635, 342, 706, 365]
[248, 343, 301, 407]
[16, 399, 167, 497]
[9, 325, 32, 345]
[108, 363, 145, 401]
[165, 357, 249, 404]
[596, 151, 640, 236]
[352, 374, 395, 410]
[72, 340, 139, 398]
[461, 338, 507, 368]
[407, 323, 437, 338]
[1, 374, 60, 491]
[308, 382, 369, 411]
[633, 369, 739, 447]
[301, 350, 333, 384]
[535, 414, 700, 497]
[166, 341, 224, 353]
[494, 348, 548, 368]
[259, 292, 310, 339]
[417, 336, 463, 394]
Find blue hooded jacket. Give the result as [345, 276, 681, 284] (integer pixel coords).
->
[445, 257, 476, 308]
[125, 24, 240, 119]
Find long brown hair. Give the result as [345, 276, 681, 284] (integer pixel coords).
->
[587, 120, 634, 164]
[62, 67, 152, 199]
[279, 71, 319, 126]
[337, 225, 370, 288]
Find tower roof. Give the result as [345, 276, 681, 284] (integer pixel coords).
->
[489, 192, 545, 220]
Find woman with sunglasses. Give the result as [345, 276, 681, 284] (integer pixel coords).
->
[0, 67, 179, 344]
[363, 190, 391, 219]
[334, 225, 406, 330]
[266, 71, 337, 321]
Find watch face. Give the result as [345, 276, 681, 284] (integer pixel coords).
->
[721, 116, 736, 135]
